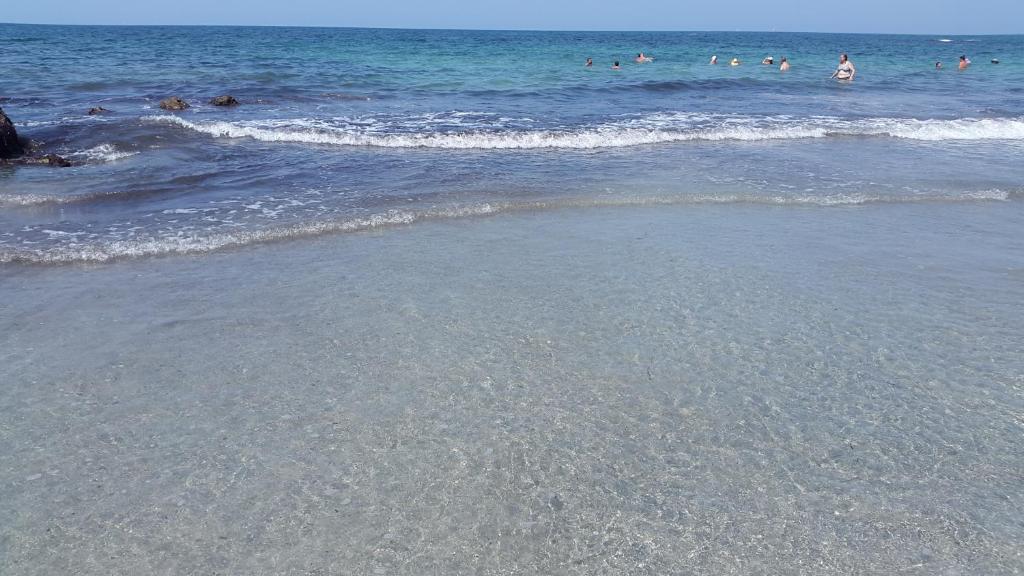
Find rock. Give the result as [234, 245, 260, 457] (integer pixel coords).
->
[0, 153, 73, 168]
[0, 107, 25, 159]
[25, 154, 73, 167]
[209, 95, 239, 107]
[87, 107, 110, 115]
[159, 96, 190, 111]
[43, 154, 73, 167]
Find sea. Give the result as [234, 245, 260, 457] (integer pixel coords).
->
[2, 25, 1023, 575]
[1, 25, 1022, 263]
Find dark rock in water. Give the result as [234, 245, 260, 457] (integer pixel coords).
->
[159, 96, 190, 111]
[0, 109, 72, 167]
[210, 95, 239, 107]
[0, 106, 25, 159]
[88, 107, 110, 115]
[25, 154, 73, 167]
[0, 153, 73, 168]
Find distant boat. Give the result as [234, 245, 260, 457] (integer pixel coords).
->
[938, 38, 953, 43]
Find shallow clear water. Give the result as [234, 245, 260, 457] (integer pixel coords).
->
[1, 25, 1022, 262]
[1, 201, 1022, 574]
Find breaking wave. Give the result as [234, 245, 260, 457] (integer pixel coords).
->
[69, 143, 138, 163]
[0, 188, 142, 207]
[2, 189, 1017, 265]
[147, 113, 1024, 150]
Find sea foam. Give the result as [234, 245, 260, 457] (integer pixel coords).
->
[146, 113, 1024, 150]
[3, 190, 1017, 265]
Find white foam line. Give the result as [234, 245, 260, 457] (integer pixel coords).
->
[146, 114, 1024, 150]
[2, 190, 1017, 265]
[70, 144, 138, 163]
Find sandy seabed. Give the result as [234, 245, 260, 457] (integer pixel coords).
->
[2, 201, 1023, 575]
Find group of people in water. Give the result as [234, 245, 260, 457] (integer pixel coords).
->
[586, 51, 992, 81]
[587, 52, 655, 70]
[710, 54, 793, 71]
[587, 51, 849, 79]
[935, 55, 981, 70]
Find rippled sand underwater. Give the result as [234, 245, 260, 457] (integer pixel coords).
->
[2, 201, 1022, 574]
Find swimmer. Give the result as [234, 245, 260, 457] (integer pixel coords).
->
[831, 53, 855, 81]
[959, 55, 970, 70]
[710, 55, 718, 64]
[585, 57, 593, 67]
[935, 61, 942, 69]
[762, 56, 774, 65]
[779, 57, 790, 71]
[730, 57, 741, 66]
[635, 52, 653, 63]
[612, 61, 620, 70]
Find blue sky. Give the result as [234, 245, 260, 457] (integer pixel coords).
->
[3, 0, 1022, 34]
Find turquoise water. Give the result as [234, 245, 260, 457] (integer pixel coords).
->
[0, 25, 1022, 263]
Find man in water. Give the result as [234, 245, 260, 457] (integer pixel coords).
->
[585, 58, 593, 67]
[831, 53, 855, 81]
[762, 56, 774, 65]
[780, 57, 790, 71]
[730, 57, 741, 66]
[710, 55, 718, 64]
[936, 61, 943, 69]
[635, 52, 653, 63]
[612, 61, 620, 70]
[959, 55, 971, 70]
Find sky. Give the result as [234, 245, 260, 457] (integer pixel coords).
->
[3, 0, 1023, 34]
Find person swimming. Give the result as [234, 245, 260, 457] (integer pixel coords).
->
[612, 61, 620, 70]
[730, 57, 741, 66]
[710, 55, 718, 64]
[959, 55, 971, 70]
[635, 52, 653, 63]
[831, 53, 855, 81]
[585, 57, 593, 67]
[936, 61, 943, 69]
[779, 57, 790, 71]
[762, 56, 774, 65]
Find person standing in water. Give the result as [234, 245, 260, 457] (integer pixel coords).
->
[831, 53, 855, 81]
[612, 61, 620, 70]
[959, 55, 971, 70]
[780, 57, 790, 71]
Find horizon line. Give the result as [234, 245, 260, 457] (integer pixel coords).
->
[1, 21, 1020, 36]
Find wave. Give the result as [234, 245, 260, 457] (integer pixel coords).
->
[3, 189, 1017, 265]
[0, 191, 122, 207]
[69, 143, 138, 163]
[147, 113, 1024, 150]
